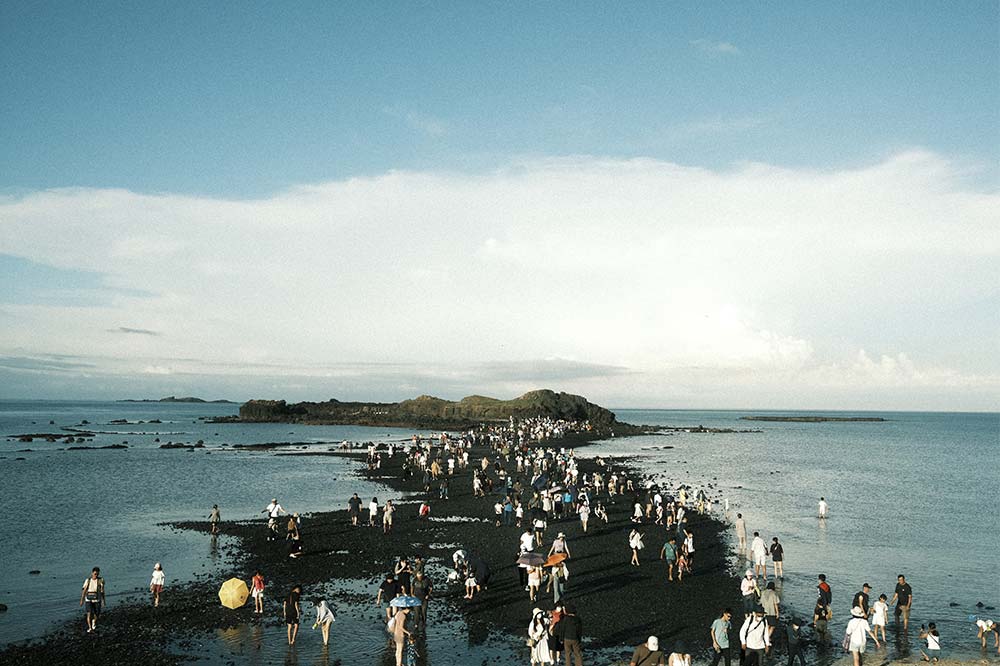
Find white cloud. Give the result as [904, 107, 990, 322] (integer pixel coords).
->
[0, 151, 997, 409]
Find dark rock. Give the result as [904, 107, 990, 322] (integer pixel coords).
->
[0, 604, 6, 612]
[29, 570, 40, 575]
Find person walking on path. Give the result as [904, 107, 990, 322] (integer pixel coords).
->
[740, 606, 770, 666]
[630, 635, 665, 666]
[251, 570, 265, 614]
[208, 505, 221, 534]
[769, 537, 784, 578]
[411, 570, 432, 628]
[312, 597, 335, 646]
[889, 574, 913, 630]
[578, 502, 590, 532]
[750, 532, 767, 578]
[283, 584, 302, 645]
[740, 570, 759, 618]
[529, 608, 553, 665]
[149, 562, 165, 607]
[79, 566, 105, 633]
[383, 499, 395, 534]
[682, 528, 695, 569]
[735, 513, 747, 557]
[660, 536, 678, 582]
[786, 617, 806, 666]
[348, 493, 362, 526]
[845, 606, 879, 666]
[759, 581, 780, 640]
[629, 529, 644, 567]
[709, 609, 733, 666]
[549, 533, 571, 559]
[554, 603, 583, 666]
[369, 497, 379, 527]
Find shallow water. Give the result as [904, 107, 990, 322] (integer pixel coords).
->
[1, 402, 997, 666]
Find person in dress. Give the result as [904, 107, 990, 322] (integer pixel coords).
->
[528, 607, 553, 665]
[871, 593, 889, 641]
[629, 529, 644, 567]
[845, 606, 880, 666]
[149, 562, 165, 607]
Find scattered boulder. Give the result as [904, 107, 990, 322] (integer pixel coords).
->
[28, 570, 40, 575]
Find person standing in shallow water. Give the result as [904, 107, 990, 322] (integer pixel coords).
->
[735, 513, 747, 557]
[283, 584, 301, 645]
[251, 570, 265, 614]
[208, 504, 220, 534]
[889, 574, 913, 630]
[79, 566, 105, 633]
[818, 497, 828, 519]
[769, 537, 784, 578]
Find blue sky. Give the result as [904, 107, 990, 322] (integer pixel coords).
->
[2, 2, 996, 195]
[0, 3, 997, 409]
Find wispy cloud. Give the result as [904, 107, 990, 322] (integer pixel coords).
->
[381, 105, 448, 137]
[110, 327, 160, 336]
[690, 38, 741, 55]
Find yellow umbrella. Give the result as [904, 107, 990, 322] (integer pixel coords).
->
[218, 578, 249, 609]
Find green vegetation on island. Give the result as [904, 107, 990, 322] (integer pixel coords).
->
[225, 389, 632, 432]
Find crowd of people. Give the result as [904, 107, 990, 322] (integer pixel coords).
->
[73, 415, 995, 666]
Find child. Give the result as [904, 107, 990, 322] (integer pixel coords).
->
[919, 622, 941, 662]
[871, 594, 889, 641]
[251, 570, 265, 614]
[464, 573, 479, 600]
[676, 550, 689, 581]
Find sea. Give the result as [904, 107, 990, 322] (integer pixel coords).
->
[0, 400, 997, 665]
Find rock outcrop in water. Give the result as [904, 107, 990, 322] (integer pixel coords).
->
[232, 389, 626, 431]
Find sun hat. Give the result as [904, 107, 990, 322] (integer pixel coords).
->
[532, 607, 543, 616]
[851, 606, 865, 617]
[557, 532, 566, 538]
[745, 570, 754, 577]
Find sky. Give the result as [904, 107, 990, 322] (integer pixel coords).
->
[1, 2, 998, 410]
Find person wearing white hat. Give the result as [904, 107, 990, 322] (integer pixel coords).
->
[528, 607, 553, 665]
[630, 635, 664, 666]
[740, 570, 759, 618]
[845, 606, 880, 666]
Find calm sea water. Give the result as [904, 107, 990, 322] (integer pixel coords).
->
[1, 401, 997, 665]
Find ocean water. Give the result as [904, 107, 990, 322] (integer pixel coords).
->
[0, 401, 997, 665]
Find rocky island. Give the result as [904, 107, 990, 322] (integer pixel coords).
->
[218, 389, 640, 433]
[740, 415, 887, 422]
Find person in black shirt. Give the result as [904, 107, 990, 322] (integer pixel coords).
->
[348, 493, 362, 526]
[817, 574, 832, 607]
[376, 573, 402, 621]
[786, 617, 806, 666]
[852, 583, 871, 617]
[555, 603, 583, 666]
[283, 584, 301, 645]
[889, 574, 913, 630]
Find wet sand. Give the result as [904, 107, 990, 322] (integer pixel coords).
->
[0, 433, 739, 664]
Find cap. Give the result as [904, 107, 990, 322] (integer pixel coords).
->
[851, 606, 865, 617]
[646, 636, 659, 651]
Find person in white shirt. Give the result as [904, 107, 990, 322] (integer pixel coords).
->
[750, 532, 768, 578]
[845, 606, 879, 666]
[368, 497, 379, 527]
[818, 497, 829, 519]
[919, 622, 941, 662]
[263, 498, 286, 520]
[740, 607, 770, 666]
[740, 570, 759, 618]
[976, 619, 999, 653]
[149, 562, 165, 607]
[312, 598, 336, 646]
[871, 594, 889, 641]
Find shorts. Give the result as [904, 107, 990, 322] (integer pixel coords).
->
[85, 596, 101, 616]
[742, 594, 756, 613]
[754, 553, 766, 565]
[252, 589, 263, 599]
[285, 613, 299, 625]
[765, 615, 777, 627]
[896, 605, 911, 620]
